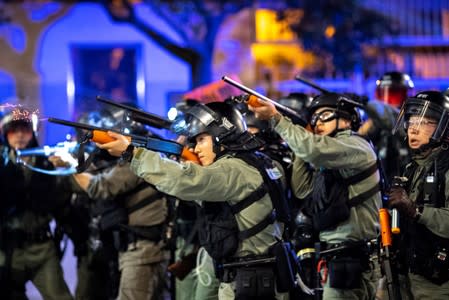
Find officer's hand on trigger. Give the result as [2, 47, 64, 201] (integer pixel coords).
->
[96, 131, 130, 157]
[387, 187, 417, 219]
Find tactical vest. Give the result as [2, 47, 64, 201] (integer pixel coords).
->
[91, 183, 165, 243]
[0, 152, 61, 216]
[403, 152, 449, 284]
[198, 151, 289, 261]
[306, 161, 380, 232]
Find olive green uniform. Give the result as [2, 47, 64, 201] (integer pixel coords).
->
[78, 162, 169, 300]
[0, 149, 73, 300]
[275, 116, 381, 299]
[401, 148, 449, 299]
[129, 148, 286, 300]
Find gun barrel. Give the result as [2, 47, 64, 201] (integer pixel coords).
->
[49, 117, 184, 156]
[222, 76, 274, 104]
[48, 117, 104, 132]
[294, 75, 330, 94]
[96, 96, 173, 129]
[17, 147, 54, 157]
[221, 76, 306, 123]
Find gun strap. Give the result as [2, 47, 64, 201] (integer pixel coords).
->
[76, 133, 98, 173]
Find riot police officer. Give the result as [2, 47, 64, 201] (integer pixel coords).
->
[98, 101, 293, 300]
[250, 92, 382, 299]
[0, 108, 73, 299]
[388, 90, 449, 299]
[61, 110, 169, 300]
[360, 71, 414, 181]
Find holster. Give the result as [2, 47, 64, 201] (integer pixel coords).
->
[410, 247, 449, 285]
[328, 256, 363, 289]
[99, 207, 128, 231]
[318, 241, 372, 289]
[235, 267, 275, 299]
[270, 241, 298, 293]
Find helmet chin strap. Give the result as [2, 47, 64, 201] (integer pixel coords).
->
[212, 140, 223, 158]
[328, 117, 350, 137]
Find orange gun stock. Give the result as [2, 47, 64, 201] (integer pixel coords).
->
[48, 117, 184, 157]
[379, 208, 392, 247]
[91, 130, 131, 144]
[181, 147, 201, 164]
[245, 95, 264, 107]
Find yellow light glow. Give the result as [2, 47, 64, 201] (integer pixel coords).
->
[325, 25, 336, 38]
[255, 9, 297, 42]
[251, 43, 315, 69]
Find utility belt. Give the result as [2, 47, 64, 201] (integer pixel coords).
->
[219, 254, 276, 283]
[113, 224, 163, 252]
[409, 247, 449, 285]
[216, 241, 298, 297]
[316, 240, 376, 289]
[5, 226, 52, 248]
[218, 254, 277, 299]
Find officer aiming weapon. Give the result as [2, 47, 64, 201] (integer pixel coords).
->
[221, 76, 308, 127]
[47, 118, 193, 171]
[379, 208, 401, 300]
[96, 96, 173, 130]
[95, 96, 200, 163]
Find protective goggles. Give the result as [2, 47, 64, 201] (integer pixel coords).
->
[310, 109, 338, 127]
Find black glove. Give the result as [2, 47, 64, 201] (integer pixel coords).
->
[387, 187, 417, 219]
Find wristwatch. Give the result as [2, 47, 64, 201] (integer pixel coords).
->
[120, 144, 135, 163]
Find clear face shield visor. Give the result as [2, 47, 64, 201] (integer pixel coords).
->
[393, 99, 449, 143]
[170, 105, 216, 141]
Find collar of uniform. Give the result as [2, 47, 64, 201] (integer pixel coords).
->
[412, 146, 442, 166]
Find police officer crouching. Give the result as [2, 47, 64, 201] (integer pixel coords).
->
[97, 101, 297, 300]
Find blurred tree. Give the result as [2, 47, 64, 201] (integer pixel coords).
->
[0, 1, 72, 107]
[103, 0, 262, 87]
[279, 0, 397, 78]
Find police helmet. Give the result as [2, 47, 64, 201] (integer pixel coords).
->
[231, 100, 269, 133]
[78, 109, 117, 129]
[393, 90, 449, 145]
[0, 107, 39, 148]
[185, 101, 247, 146]
[76, 109, 117, 139]
[278, 92, 312, 125]
[110, 102, 152, 136]
[375, 71, 414, 107]
[308, 92, 362, 131]
[169, 98, 200, 134]
[278, 92, 312, 112]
